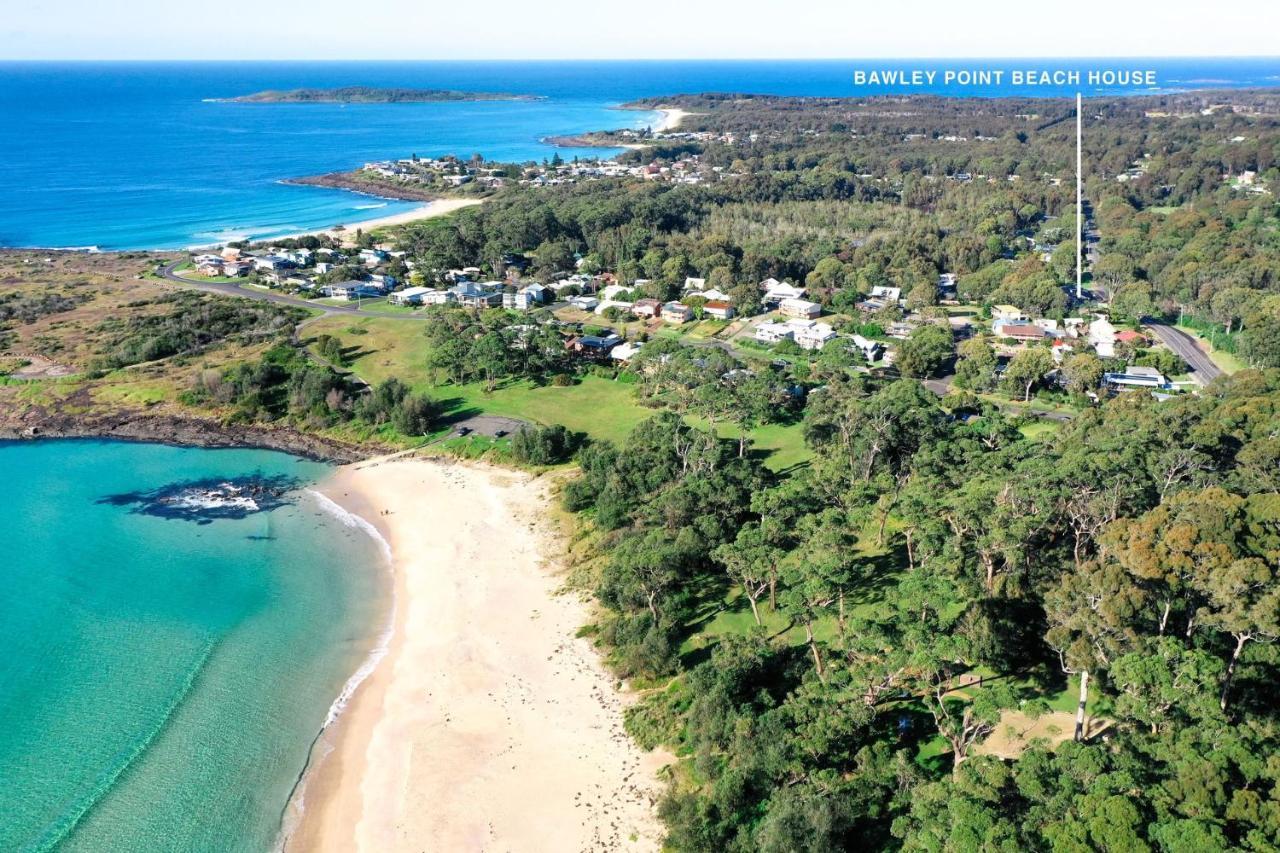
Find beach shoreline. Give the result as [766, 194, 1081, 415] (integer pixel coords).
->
[285, 454, 669, 852]
[655, 107, 689, 132]
[239, 197, 482, 247]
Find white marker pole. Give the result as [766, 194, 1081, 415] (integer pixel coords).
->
[1076, 92, 1083, 300]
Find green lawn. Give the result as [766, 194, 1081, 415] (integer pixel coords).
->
[306, 315, 816, 465]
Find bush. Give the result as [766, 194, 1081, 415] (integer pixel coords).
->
[510, 423, 579, 465]
[392, 393, 440, 436]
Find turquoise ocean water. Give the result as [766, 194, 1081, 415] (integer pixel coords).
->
[0, 58, 1276, 249]
[0, 439, 389, 852]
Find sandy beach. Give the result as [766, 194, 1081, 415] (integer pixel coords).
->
[286, 455, 668, 853]
[655, 108, 690, 132]
[284, 198, 482, 244]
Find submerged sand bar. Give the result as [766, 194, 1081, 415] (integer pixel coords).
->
[288, 455, 667, 852]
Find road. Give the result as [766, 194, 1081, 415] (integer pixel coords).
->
[1144, 319, 1223, 386]
[157, 262, 426, 319]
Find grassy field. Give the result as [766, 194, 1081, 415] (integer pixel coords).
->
[306, 315, 814, 468]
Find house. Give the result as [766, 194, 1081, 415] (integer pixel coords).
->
[1088, 317, 1118, 357]
[367, 273, 397, 290]
[793, 321, 838, 351]
[996, 323, 1051, 343]
[763, 282, 806, 305]
[1115, 330, 1147, 347]
[755, 321, 796, 344]
[253, 255, 292, 272]
[567, 333, 622, 358]
[610, 341, 644, 362]
[422, 289, 456, 306]
[359, 249, 389, 266]
[683, 277, 707, 292]
[662, 301, 694, 323]
[450, 281, 503, 308]
[779, 298, 822, 320]
[195, 262, 224, 277]
[322, 281, 384, 301]
[389, 286, 434, 306]
[594, 300, 634, 316]
[1103, 365, 1169, 390]
[870, 285, 902, 303]
[632, 298, 662, 319]
[567, 295, 600, 311]
[220, 261, 250, 277]
[703, 300, 736, 320]
[687, 287, 734, 303]
[504, 284, 549, 310]
[851, 334, 884, 362]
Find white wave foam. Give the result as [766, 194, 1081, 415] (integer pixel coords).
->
[274, 490, 398, 851]
[306, 489, 394, 728]
[352, 202, 388, 210]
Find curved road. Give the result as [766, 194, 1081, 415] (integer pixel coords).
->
[1143, 319, 1223, 386]
[157, 262, 426, 320]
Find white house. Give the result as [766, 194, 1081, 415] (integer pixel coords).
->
[389, 286, 433, 306]
[779, 298, 822, 319]
[755, 321, 796, 344]
[793, 321, 837, 351]
[1089, 317, 1118, 358]
[851, 334, 884, 362]
[567, 295, 600, 311]
[763, 282, 806, 305]
[870, 285, 902, 303]
[611, 341, 644, 362]
[683, 276, 707, 291]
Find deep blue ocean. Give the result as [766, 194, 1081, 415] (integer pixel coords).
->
[0, 58, 1276, 249]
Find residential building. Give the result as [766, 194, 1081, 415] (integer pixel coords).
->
[1088, 317, 1118, 358]
[1103, 366, 1170, 390]
[389, 286, 434, 306]
[610, 341, 644, 362]
[779, 298, 822, 320]
[996, 323, 1051, 343]
[662, 301, 694, 323]
[703, 300, 736, 320]
[850, 334, 884, 362]
[763, 282, 806, 305]
[870, 285, 902, 303]
[632, 298, 661, 318]
[794, 321, 838, 351]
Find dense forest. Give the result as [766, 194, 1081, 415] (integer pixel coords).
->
[563, 370, 1280, 851]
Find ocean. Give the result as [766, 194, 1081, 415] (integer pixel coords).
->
[0, 439, 389, 852]
[0, 58, 1276, 250]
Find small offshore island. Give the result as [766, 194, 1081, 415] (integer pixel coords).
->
[218, 86, 542, 103]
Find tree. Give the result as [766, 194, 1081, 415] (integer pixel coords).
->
[1239, 295, 1280, 368]
[1002, 347, 1054, 401]
[1209, 286, 1257, 334]
[1045, 559, 1144, 740]
[1061, 352, 1104, 395]
[953, 336, 997, 391]
[896, 324, 954, 378]
[712, 522, 783, 625]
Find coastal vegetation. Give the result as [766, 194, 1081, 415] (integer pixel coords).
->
[223, 86, 539, 103]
